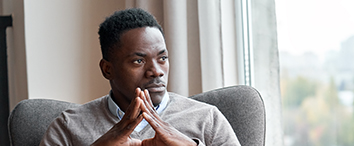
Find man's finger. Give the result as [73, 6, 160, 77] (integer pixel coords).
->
[120, 114, 144, 135]
[116, 97, 145, 136]
[139, 93, 151, 114]
[123, 97, 142, 120]
[142, 112, 162, 132]
[135, 88, 141, 98]
[144, 89, 154, 108]
[139, 91, 152, 113]
[142, 90, 162, 121]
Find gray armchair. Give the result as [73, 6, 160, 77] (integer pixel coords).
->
[8, 85, 265, 146]
[190, 85, 266, 146]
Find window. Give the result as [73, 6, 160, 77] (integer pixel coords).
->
[276, 0, 354, 145]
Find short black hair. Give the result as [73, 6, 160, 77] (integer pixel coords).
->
[98, 8, 163, 61]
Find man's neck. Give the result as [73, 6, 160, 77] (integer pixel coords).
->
[110, 91, 131, 113]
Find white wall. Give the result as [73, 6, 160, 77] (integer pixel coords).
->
[22, 0, 125, 104]
[2, 0, 127, 109]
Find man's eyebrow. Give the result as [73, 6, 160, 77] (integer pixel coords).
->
[133, 52, 146, 57]
[158, 49, 167, 55]
[129, 49, 166, 57]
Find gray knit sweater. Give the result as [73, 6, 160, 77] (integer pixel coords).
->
[40, 92, 240, 146]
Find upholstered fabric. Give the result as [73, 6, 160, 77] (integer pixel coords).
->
[8, 85, 265, 146]
[8, 99, 80, 146]
[191, 85, 266, 146]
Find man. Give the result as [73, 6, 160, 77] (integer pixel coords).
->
[40, 8, 240, 146]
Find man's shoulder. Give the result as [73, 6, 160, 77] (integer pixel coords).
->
[67, 95, 108, 112]
[59, 95, 111, 122]
[42, 95, 116, 145]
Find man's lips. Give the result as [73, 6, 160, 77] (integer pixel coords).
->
[144, 84, 166, 93]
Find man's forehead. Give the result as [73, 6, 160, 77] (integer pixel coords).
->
[115, 27, 167, 57]
[127, 49, 168, 57]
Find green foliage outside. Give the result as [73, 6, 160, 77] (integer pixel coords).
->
[282, 76, 318, 108]
[281, 76, 354, 146]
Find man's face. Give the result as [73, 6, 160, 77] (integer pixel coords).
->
[108, 27, 169, 107]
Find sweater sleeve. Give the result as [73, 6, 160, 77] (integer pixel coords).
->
[207, 106, 241, 146]
[39, 113, 72, 146]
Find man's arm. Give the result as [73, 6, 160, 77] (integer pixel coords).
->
[40, 115, 72, 146]
[207, 106, 241, 146]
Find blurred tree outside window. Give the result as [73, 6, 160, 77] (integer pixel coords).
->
[275, 0, 354, 145]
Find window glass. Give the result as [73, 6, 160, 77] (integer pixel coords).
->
[276, 0, 354, 145]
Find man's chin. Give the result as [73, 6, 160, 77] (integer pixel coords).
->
[149, 91, 165, 106]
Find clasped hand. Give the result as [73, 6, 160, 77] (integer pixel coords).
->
[91, 88, 197, 146]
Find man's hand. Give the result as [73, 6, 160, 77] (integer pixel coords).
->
[139, 89, 197, 146]
[91, 89, 145, 146]
[91, 88, 197, 146]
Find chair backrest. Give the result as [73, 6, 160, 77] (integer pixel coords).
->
[8, 85, 265, 146]
[191, 85, 266, 146]
[8, 99, 80, 146]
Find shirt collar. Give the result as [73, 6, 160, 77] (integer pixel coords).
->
[108, 90, 169, 120]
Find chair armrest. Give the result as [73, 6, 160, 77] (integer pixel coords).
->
[190, 85, 266, 146]
[8, 99, 80, 146]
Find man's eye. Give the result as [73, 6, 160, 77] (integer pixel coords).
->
[133, 59, 144, 64]
[160, 56, 168, 61]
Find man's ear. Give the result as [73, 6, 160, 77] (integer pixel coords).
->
[99, 59, 113, 80]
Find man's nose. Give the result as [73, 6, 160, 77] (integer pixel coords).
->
[145, 60, 164, 78]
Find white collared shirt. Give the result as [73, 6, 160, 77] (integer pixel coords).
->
[108, 91, 169, 132]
